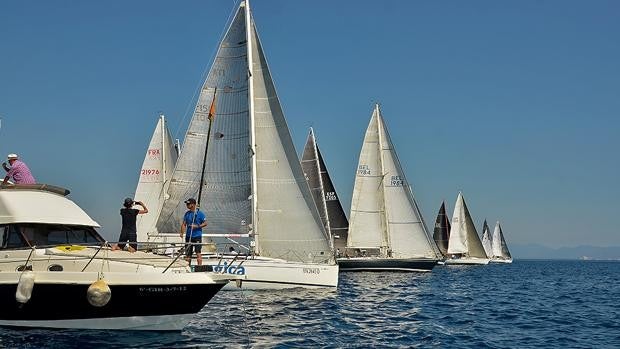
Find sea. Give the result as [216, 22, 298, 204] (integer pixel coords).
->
[1, 260, 618, 348]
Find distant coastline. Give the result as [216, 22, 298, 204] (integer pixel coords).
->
[511, 244, 620, 260]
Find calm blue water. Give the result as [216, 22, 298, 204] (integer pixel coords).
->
[1, 261, 619, 348]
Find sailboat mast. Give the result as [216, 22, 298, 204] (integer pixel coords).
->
[311, 128, 333, 250]
[245, 0, 259, 255]
[375, 104, 391, 256]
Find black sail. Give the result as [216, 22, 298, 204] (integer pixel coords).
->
[433, 201, 451, 258]
[301, 128, 349, 255]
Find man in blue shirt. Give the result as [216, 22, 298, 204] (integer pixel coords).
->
[179, 198, 207, 266]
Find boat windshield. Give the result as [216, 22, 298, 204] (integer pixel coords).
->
[0, 223, 104, 249]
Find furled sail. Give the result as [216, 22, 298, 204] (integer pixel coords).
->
[301, 128, 349, 254]
[348, 104, 439, 259]
[433, 201, 451, 258]
[135, 115, 179, 243]
[481, 219, 493, 258]
[447, 192, 487, 258]
[156, 1, 332, 263]
[492, 221, 512, 259]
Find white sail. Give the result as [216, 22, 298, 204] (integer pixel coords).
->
[491, 221, 512, 260]
[377, 107, 438, 259]
[347, 104, 439, 260]
[155, 1, 332, 264]
[347, 107, 386, 250]
[135, 115, 179, 243]
[481, 220, 493, 257]
[447, 192, 487, 258]
[249, 14, 331, 262]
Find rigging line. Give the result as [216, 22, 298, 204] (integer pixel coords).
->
[172, 2, 238, 141]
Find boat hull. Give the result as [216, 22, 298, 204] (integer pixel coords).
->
[0, 272, 225, 331]
[202, 255, 339, 290]
[489, 258, 513, 264]
[336, 257, 437, 272]
[444, 257, 490, 265]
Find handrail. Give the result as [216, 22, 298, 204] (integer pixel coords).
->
[80, 242, 106, 272]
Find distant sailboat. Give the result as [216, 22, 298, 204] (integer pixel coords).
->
[432, 201, 451, 259]
[301, 128, 349, 256]
[135, 114, 179, 246]
[155, 0, 338, 289]
[338, 104, 440, 272]
[481, 219, 493, 258]
[490, 221, 512, 263]
[445, 192, 490, 265]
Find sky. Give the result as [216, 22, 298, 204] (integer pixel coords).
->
[1, 0, 618, 248]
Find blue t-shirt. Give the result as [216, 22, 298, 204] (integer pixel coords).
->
[183, 209, 206, 239]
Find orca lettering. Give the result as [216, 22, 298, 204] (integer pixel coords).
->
[211, 262, 246, 275]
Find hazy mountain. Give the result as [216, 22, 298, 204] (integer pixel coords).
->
[511, 244, 620, 260]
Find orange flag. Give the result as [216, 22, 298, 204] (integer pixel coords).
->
[208, 87, 217, 121]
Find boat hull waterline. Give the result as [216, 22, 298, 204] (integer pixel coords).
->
[336, 257, 437, 272]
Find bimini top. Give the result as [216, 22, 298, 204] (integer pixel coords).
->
[0, 184, 100, 227]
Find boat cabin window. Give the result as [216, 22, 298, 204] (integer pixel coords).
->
[0, 224, 104, 249]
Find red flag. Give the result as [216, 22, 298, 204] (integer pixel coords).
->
[208, 88, 217, 121]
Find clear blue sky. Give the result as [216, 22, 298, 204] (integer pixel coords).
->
[1, 1, 618, 248]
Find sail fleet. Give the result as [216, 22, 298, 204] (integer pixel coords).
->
[132, 0, 513, 279]
[0, 0, 517, 333]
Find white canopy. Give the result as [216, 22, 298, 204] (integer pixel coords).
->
[0, 186, 99, 227]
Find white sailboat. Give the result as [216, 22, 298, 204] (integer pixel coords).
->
[490, 221, 513, 263]
[155, 0, 338, 289]
[135, 114, 180, 247]
[301, 128, 349, 257]
[445, 192, 490, 265]
[481, 219, 493, 258]
[338, 104, 440, 272]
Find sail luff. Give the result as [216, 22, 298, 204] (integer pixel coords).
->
[375, 106, 391, 255]
[312, 129, 333, 251]
[245, 0, 259, 254]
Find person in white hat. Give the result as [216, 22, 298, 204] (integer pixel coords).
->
[2, 153, 36, 185]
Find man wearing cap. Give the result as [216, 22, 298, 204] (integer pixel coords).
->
[180, 198, 207, 266]
[2, 154, 36, 185]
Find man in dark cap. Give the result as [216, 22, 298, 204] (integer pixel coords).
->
[180, 198, 207, 266]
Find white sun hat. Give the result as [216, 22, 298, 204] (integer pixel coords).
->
[7, 154, 18, 159]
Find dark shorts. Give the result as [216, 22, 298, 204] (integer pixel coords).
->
[185, 237, 202, 257]
[118, 229, 137, 251]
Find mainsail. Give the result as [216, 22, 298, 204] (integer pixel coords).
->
[491, 221, 512, 259]
[135, 114, 179, 243]
[481, 219, 493, 257]
[348, 104, 438, 259]
[447, 192, 487, 258]
[156, 1, 332, 263]
[301, 128, 349, 254]
[432, 201, 451, 258]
